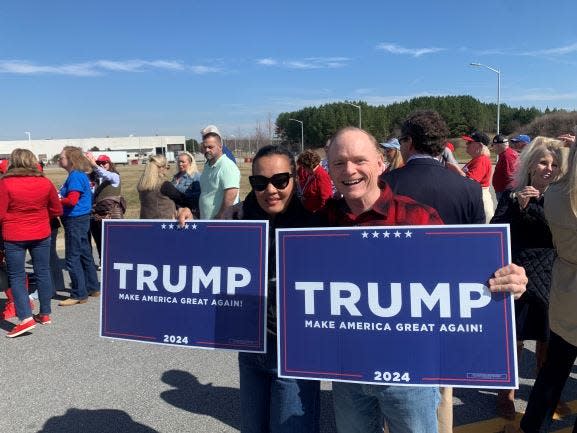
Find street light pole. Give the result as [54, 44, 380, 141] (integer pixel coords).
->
[289, 118, 304, 153]
[470, 62, 501, 135]
[346, 102, 362, 128]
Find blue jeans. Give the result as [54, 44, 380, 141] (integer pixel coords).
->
[50, 225, 65, 291]
[4, 237, 53, 320]
[238, 335, 320, 433]
[332, 381, 439, 433]
[62, 214, 99, 299]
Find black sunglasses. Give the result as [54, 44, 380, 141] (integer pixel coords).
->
[249, 172, 292, 192]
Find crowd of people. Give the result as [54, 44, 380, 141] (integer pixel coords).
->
[1, 110, 576, 432]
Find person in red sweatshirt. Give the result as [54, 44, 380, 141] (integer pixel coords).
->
[0, 149, 62, 337]
[296, 149, 333, 212]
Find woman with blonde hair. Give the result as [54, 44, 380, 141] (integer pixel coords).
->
[172, 151, 201, 217]
[380, 138, 404, 173]
[138, 154, 182, 219]
[58, 146, 100, 305]
[517, 138, 577, 432]
[491, 137, 567, 419]
[0, 149, 62, 336]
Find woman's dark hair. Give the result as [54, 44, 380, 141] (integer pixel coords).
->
[252, 145, 296, 174]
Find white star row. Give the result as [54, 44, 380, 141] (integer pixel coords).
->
[361, 230, 412, 239]
[160, 223, 198, 230]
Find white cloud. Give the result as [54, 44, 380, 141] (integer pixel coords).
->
[256, 56, 349, 69]
[257, 58, 277, 66]
[376, 43, 444, 57]
[0, 61, 98, 76]
[521, 42, 577, 57]
[189, 65, 222, 74]
[0, 59, 219, 76]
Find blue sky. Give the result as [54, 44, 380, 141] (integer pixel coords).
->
[1, 0, 576, 141]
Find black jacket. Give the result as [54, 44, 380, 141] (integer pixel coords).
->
[381, 158, 485, 225]
[491, 191, 554, 340]
[238, 191, 312, 336]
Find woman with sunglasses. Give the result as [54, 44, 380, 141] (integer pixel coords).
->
[222, 145, 320, 433]
[86, 153, 125, 268]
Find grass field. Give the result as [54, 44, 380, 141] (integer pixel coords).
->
[43, 162, 254, 220]
[42, 142, 479, 220]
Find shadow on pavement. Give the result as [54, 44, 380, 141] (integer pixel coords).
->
[161, 369, 241, 429]
[37, 408, 159, 433]
[160, 369, 336, 432]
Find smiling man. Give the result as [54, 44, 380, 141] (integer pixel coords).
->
[318, 127, 444, 433]
[320, 127, 443, 227]
[318, 126, 528, 433]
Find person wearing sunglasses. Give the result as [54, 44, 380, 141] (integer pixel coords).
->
[86, 153, 124, 271]
[183, 145, 320, 433]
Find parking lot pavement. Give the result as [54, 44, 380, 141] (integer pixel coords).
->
[0, 265, 335, 433]
[2, 256, 577, 432]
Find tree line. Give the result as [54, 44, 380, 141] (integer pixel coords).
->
[275, 95, 554, 150]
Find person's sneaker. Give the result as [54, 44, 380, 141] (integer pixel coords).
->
[0, 301, 16, 320]
[59, 298, 88, 306]
[33, 314, 52, 325]
[6, 319, 36, 338]
[88, 291, 100, 298]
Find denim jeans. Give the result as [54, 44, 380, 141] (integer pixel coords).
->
[50, 225, 65, 291]
[62, 214, 99, 299]
[4, 236, 53, 320]
[238, 335, 320, 433]
[521, 332, 577, 433]
[332, 381, 440, 433]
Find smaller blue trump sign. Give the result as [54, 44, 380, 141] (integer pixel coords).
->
[100, 219, 268, 352]
[277, 225, 517, 388]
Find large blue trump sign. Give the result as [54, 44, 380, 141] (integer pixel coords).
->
[277, 225, 517, 388]
[100, 220, 268, 352]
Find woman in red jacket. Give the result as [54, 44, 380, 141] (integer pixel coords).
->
[296, 149, 333, 212]
[0, 149, 62, 337]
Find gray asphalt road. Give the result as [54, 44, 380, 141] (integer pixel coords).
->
[2, 249, 577, 433]
[0, 255, 335, 433]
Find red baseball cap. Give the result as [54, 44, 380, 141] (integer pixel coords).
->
[96, 154, 111, 163]
[445, 142, 455, 152]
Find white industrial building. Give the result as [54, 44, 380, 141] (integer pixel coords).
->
[0, 135, 186, 163]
